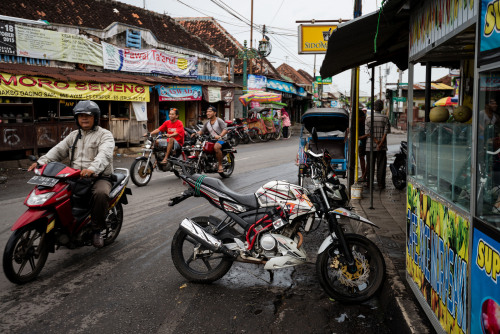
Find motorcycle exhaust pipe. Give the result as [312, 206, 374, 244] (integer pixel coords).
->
[180, 218, 237, 258]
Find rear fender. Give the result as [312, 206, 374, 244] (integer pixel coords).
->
[11, 209, 54, 232]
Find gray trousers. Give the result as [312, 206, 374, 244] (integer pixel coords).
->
[366, 151, 387, 188]
[90, 179, 112, 230]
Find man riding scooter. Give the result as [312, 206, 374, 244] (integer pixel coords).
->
[146, 108, 184, 169]
[28, 100, 115, 248]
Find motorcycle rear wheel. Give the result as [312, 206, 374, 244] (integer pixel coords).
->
[228, 134, 240, 147]
[241, 132, 250, 144]
[316, 234, 385, 303]
[219, 152, 235, 178]
[391, 157, 406, 190]
[3, 224, 49, 284]
[130, 159, 153, 187]
[171, 216, 233, 283]
[103, 202, 123, 246]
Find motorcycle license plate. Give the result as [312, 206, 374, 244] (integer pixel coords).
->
[28, 176, 58, 187]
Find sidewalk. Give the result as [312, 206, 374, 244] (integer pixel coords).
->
[346, 171, 434, 333]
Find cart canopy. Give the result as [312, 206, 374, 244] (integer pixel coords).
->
[301, 108, 349, 133]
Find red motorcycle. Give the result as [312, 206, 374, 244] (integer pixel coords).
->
[184, 134, 236, 177]
[2, 161, 132, 284]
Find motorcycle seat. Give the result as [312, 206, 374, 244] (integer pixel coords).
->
[191, 174, 258, 208]
[110, 173, 126, 192]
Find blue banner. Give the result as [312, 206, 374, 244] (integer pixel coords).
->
[157, 85, 202, 101]
[267, 79, 297, 95]
[480, 0, 500, 52]
[471, 227, 500, 334]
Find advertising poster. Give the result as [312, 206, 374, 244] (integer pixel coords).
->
[248, 74, 267, 91]
[158, 85, 201, 101]
[0, 21, 16, 55]
[15, 25, 103, 66]
[266, 79, 297, 95]
[0, 72, 149, 102]
[103, 42, 198, 78]
[298, 24, 337, 54]
[471, 226, 500, 334]
[406, 182, 469, 334]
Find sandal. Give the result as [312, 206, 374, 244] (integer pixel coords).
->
[218, 167, 224, 173]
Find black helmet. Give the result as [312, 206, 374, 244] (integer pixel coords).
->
[73, 100, 100, 128]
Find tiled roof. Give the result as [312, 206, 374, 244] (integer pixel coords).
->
[2, 0, 215, 55]
[297, 69, 314, 82]
[276, 63, 311, 85]
[176, 17, 280, 79]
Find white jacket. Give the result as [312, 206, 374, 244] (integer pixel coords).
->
[38, 126, 115, 176]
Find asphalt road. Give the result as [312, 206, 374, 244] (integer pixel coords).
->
[0, 133, 407, 333]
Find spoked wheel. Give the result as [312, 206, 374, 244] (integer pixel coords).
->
[274, 128, 282, 140]
[228, 134, 240, 147]
[241, 131, 250, 144]
[130, 159, 153, 187]
[171, 216, 233, 283]
[316, 234, 385, 303]
[103, 202, 123, 246]
[219, 152, 235, 178]
[247, 128, 260, 143]
[259, 132, 270, 142]
[3, 224, 49, 284]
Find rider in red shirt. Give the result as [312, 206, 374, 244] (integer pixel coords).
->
[146, 108, 184, 165]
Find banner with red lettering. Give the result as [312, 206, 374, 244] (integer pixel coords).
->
[102, 42, 198, 78]
[0, 72, 150, 102]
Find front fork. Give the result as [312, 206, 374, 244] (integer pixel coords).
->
[319, 186, 357, 274]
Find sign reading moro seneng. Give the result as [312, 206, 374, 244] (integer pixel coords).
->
[298, 24, 337, 54]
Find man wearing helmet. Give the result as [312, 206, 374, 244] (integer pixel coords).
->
[28, 100, 115, 248]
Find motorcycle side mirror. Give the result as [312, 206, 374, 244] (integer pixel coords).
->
[142, 124, 147, 130]
[28, 155, 38, 162]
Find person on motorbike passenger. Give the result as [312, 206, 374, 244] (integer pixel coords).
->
[28, 100, 115, 248]
[193, 105, 228, 173]
[147, 108, 184, 166]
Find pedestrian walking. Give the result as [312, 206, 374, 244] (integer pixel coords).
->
[365, 100, 390, 190]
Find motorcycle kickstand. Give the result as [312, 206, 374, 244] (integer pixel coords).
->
[267, 270, 274, 283]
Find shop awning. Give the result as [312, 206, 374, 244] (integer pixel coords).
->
[320, 0, 409, 78]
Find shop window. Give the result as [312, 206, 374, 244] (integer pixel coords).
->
[111, 102, 130, 119]
[476, 71, 500, 229]
[59, 100, 77, 119]
[33, 99, 58, 121]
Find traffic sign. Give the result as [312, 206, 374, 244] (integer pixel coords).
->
[393, 97, 407, 102]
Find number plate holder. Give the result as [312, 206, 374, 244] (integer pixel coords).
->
[28, 176, 58, 187]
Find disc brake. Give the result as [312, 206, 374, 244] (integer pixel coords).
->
[329, 250, 370, 287]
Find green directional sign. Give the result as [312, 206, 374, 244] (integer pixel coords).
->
[393, 97, 407, 102]
[315, 76, 332, 84]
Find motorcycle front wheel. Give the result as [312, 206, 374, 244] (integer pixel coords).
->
[130, 159, 153, 187]
[103, 202, 123, 246]
[171, 216, 233, 283]
[219, 152, 235, 178]
[316, 234, 385, 303]
[3, 224, 49, 284]
[228, 134, 240, 147]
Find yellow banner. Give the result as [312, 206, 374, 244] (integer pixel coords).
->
[299, 25, 337, 54]
[0, 72, 150, 102]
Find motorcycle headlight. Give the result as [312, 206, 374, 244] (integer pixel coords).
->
[27, 191, 55, 206]
[145, 139, 152, 149]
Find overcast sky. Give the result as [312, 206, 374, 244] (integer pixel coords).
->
[119, 0, 449, 94]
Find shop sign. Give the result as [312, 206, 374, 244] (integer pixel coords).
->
[0, 21, 16, 55]
[0, 72, 150, 102]
[15, 25, 103, 66]
[103, 42, 198, 78]
[248, 74, 267, 90]
[471, 226, 500, 334]
[315, 76, 332, 84]
[479, 0, 500, 65]
[221, 88, 234, 103]
[480, 75, 500, 91]
[297, 87, 307, 97]
[406, 182, 469, 334]
[207, 87, 221, 103]
[158, 85, 201, 101]
[267, 79, 297, 95]
[298, 24, 337, 54]
[409, 0, 476, 59]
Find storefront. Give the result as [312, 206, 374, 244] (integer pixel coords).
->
[157, 84, 202, 128]
[0, 69, 150, 156]
[201, 86, 235, 121]
[405, 1, 500, 333]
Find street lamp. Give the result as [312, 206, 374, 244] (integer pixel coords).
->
[258, 25, 272, 57]
[237, 40, 260, 117]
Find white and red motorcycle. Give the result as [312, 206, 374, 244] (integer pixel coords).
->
[168, 156, 385, 303]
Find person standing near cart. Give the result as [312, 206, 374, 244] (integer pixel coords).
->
[281, 108, 291, 139]
[365, 100, 390, 190]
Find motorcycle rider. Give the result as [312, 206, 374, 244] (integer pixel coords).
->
[28, 100, 115, 248]
[193, 105, 228, 173]
[147, 108, 184, 167]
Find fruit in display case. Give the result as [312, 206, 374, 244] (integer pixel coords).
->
[429, 106, 449, 122]
[453, 105, 472, 123]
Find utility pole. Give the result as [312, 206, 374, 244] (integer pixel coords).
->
[379, 67, 383, 100]
[249, 0, 254, 74]
[348, 0, 362, 189]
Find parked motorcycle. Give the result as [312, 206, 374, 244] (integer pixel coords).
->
[3, 160, 131, 284]
[298, 147, 350, 210]
[226, 118, 250, 146]
[184, 134, 236, 178]
[167, 156, 385, 303]
[130, 124, 185, 187]
[390, 141, 407, 190]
